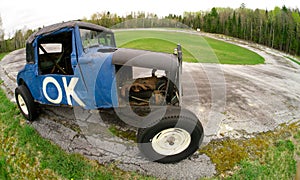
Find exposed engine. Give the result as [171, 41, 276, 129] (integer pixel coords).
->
[120, 76, 179, 106]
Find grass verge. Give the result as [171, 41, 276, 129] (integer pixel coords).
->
[0, 53, 8, 60]
[200, 122, 299, 179]
[229, 140, 296, 179]
[115, 30, 264, 65]
[285, 56, 300, 65]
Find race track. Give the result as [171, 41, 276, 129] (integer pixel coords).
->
[1, 33, 299, 179]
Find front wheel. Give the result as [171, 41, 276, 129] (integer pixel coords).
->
[137, 111, 204, 163]
[15, 85, 37, 121]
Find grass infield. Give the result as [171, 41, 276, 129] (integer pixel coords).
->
[115, 30, 264, 65]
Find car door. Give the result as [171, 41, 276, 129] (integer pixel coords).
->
[36, 29, 85, 107]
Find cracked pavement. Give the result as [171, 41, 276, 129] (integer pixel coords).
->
[1, 33, 300, 179]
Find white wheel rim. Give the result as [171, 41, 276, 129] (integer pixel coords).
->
[17, 94, 29, 115]
[151, 128, 191, 156]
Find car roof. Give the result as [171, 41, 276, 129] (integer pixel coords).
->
[26, 21, 113, 44]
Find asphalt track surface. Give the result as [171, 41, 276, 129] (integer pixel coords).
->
[1, 33, 299, 179]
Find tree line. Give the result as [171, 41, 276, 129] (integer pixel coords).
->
[179, 6, 300, 56]
[0, 16, 34, 53]
[1, 5, 299, 56]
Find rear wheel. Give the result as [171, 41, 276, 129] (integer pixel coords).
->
[15, 85, 37, 121]
[137, 109, 203, 163]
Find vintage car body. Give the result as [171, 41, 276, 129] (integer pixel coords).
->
[15, 21, 203, 163]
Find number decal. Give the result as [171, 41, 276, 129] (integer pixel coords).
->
[42, 77, 86, 107]
[42, 77, 63, 104]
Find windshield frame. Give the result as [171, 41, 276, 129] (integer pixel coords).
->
[79, 28, 116, 52]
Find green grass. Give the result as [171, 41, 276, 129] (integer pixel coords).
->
[204, 38, 264, 65]
[230, 140, 296, 179]
[285, 56, 300, 65]
[115, 30, 264, 64]
[0, 53, 8, 61]
[120, 38, 196, 62]
[200, 122, 300, 179]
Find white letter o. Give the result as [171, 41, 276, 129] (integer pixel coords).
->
[42, 77, 63, 104]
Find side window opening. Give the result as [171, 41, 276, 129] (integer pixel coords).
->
[39, 43, 62, 54]
[38, 31, 74, 75]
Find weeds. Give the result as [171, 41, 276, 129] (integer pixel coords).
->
[200, 122, 300, 179]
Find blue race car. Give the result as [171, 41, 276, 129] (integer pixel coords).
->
[15, 21, 203, 163]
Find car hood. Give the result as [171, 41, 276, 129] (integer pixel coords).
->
[112, 48, 179, 72]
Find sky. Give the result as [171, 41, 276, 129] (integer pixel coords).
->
[0, 0, 299, 38]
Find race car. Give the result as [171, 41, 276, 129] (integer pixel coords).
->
[15, 21, 203, 163]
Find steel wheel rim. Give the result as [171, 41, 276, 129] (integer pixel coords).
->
[17, 94, 29, 115]
[151, 128, 191, 156]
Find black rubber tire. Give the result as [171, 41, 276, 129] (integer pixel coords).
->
[137, 108, 204, 163]
[15, 85, 37, 121]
